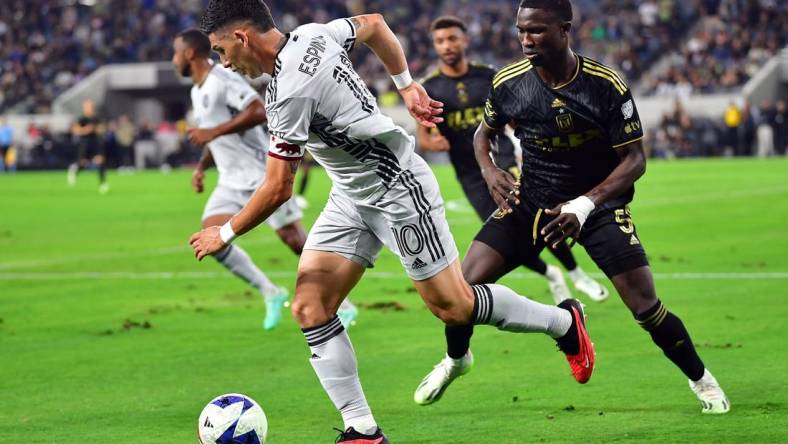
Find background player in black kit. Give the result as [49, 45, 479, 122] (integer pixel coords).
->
[417, 16, 609, 306]
[67, 98, 109, 194]
[415, 1, 730, 414]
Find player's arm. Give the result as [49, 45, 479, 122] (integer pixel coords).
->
[189, 156, 298, 260]
[188, 100, 266, 146]
[415, 125, 450, 152]
[191, 146, 215, 193]
[474, 121, 520, 212]
[349, 14, 443, 127]
[71, 120, 93, 136]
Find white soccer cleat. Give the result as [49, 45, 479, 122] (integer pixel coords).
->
[689, 369, 730, 414]
[414, 351, 473, 406]
[98, 182, 110, 194]
[545, 265, 572, 304]
[569, 267, 609, 302]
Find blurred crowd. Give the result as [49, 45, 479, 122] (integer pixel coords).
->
[648, 99, 787, 158]
[642, 0, 786, 96]
[3, 0, 785, 114]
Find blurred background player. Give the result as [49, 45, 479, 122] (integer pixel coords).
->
[419, 15, 608, 304]
[0, 117, 14, 172]
[67, 99, 109, 193]
[173, 28, 358, 330]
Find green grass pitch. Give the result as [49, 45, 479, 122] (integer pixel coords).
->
[1, 158, 787, 443]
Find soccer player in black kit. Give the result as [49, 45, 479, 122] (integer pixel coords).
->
[415, 0, 730, 414]
[417, 16, 609, 306]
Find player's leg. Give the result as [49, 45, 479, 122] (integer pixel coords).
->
[463, 179, 571, 303]
[548, 241, 610, 302]
[94, 154, 109, 194]
[579, 206, 729, 413]
[202, 187, 288, 330]
[376, 161, 592, 405]
[294, 193, 388, 442]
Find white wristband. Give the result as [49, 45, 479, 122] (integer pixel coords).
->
[219, 221, 237, 244]
[391, 68, 413, 90]
[560, 196, 595, 227]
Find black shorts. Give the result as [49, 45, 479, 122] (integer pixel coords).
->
[78, 139, 104, 160]
[475, 198, 648, 278]
[460, 178, 498, 221]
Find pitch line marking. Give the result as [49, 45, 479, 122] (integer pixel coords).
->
[1, 271, 787, 281]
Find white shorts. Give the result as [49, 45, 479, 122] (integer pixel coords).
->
[202, 185, 303, 230]
[304, 155, 459, 280]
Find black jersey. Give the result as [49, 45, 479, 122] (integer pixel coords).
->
[423, 63, 516, 181]
[484, 55, 644, 210]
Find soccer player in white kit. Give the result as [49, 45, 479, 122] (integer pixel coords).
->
[189, 2, 595, 442]
[173, 29, 362, 330]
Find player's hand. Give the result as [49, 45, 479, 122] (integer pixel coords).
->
[542, 204, 580, 249]
[192, 168, 205, 193]
[188, 128, 217, 146]
[482, 167, 520, 213]
[429, 135, 450, 152]
[189, 226, 225, 261]
[399, 82, 443, 128]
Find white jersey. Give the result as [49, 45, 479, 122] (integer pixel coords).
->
[190, 65, 268, 190]
[265, 18, 415, 204]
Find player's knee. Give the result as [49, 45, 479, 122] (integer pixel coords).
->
[427, 302, 472, 326]
[290, 296, 329, 328]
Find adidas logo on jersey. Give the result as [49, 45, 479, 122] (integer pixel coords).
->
[551, 97, 567, 108]
[630, 235, 640, 245]
[411, 258, 428, 270]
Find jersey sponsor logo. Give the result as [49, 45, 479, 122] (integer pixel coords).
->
[446, 106, 485, 130]
[298, 35, 327, 76]
[275, 141, 301, 156]
[621, 99, 634, 119]
[534, 128, 603, 151]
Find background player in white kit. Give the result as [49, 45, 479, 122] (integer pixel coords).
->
[173, 29, 359, 330]
[189, 2, 594, 442]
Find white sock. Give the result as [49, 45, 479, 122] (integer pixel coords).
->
[338, 299, 356, 312]
[303, 317, 377, 434]
[472, 284, 571, 338]
[214, 244, 279, 299]
[568, 266, 586, 283]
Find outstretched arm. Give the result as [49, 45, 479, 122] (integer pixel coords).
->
[350, 14, 443, 127]
[542, 140, 646, 247]
[188, 99, 266, 145]
[189, 156, 298, 260]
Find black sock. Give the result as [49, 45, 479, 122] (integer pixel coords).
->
[550, 242, 577, 271]
[636, 300, 705, 381]
[444, 287, 480, 359]
[297, 169, 309, 195]
[555, 300, 579, 354]
[445, 324, 474, 359]
[521, 255, 548, 275]
[98, 164, 106, 184]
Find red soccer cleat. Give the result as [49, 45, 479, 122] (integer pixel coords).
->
[556, 298, 595, 384]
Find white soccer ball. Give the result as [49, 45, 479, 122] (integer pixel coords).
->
[197, 393, 268, 444]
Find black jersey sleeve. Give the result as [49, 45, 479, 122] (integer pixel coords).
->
[605, 88, 644, 148]
[483, 86, 509, 129]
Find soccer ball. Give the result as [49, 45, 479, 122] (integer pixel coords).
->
[197, 393, 268, 444]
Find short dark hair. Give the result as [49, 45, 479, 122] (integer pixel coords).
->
[519, 0, 573, 22]
[430, 15, 467, 33]
[177, 29, 212, 57]
[200, 0, 276, 35]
